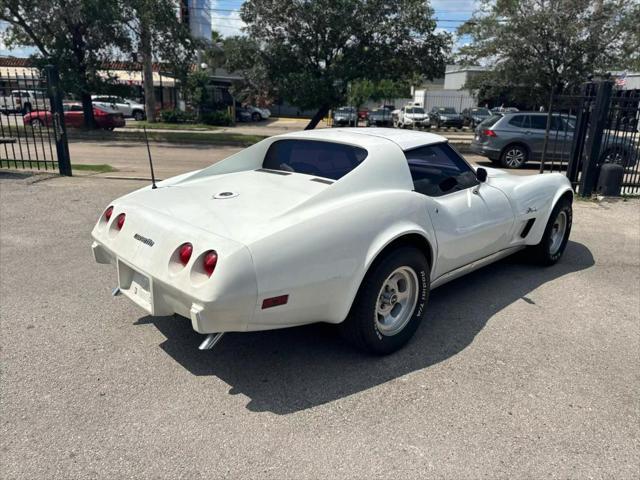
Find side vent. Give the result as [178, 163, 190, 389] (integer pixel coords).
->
[520, 218, 536, 238]
[310, 177, 334, 185]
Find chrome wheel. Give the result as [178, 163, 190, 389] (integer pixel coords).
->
[375, 266, 419, 336]
[30, 119, 43, 128]
[504, 147, 526, 168]
[549, 210, 567, 255]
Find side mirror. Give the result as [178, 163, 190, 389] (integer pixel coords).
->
[476, 167, 488, 182]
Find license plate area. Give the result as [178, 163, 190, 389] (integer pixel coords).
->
[117, 259, 153, 313]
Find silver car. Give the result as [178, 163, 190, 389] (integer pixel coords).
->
[471, 112, 638, 169]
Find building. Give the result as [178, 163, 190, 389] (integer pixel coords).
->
[179, 0, 212, 44]
[411, 65, 484, 111]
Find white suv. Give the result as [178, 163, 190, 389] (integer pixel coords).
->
[92, 96, 145, 120]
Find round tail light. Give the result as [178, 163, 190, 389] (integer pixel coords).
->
[104, 205, 114, 221]
[203, 250, 218, 277]
[116, 213, 126, 230]
[178, 243, 193, 266]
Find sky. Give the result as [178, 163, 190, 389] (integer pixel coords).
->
[0, 0, 479, 57]
[210, 0, 479, 39]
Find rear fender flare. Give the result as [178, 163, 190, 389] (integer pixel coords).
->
[341, 225, 436, 323]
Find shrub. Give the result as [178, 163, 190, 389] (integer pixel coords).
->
[201, 111, 233, 126]
[159, 109, 195, 124]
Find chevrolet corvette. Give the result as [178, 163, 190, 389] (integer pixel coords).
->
[92, 128, 573, 354]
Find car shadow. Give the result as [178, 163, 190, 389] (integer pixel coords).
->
[135, 240, 594, 415]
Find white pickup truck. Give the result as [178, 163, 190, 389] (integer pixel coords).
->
[0, 90, 50, 115]
[393, 104, 430, 129]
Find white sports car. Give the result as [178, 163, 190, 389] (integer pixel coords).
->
[92, 128, 573, 354]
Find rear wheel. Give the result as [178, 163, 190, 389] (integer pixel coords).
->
[342, 247, 429, 355]
[133, 110, 145, 121]
[501, 144, 528, 168]
[529, 197, 572, 265]
[30, 118, 43, 128]
[252, 112, 262, 121]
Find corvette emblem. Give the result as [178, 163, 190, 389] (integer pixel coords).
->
[133, 233, 155, 247]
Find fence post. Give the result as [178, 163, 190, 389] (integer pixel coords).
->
[44, 65, 72, 176]
[579, 80, 613, 196]
[566, 81, 595, 185]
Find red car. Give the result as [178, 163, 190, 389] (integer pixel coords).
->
[23, 103, 125, 130]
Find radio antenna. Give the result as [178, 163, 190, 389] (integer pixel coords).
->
[143, 125, 157, 189]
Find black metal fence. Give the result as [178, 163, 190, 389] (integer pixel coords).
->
[541, 81, 640, 195]
[0, 66, 71, 175]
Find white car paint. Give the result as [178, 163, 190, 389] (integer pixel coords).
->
[92, 95, 145, 120]
[92, 128, 572, 339]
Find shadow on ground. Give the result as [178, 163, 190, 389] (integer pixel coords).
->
[135, 240, 594, 414]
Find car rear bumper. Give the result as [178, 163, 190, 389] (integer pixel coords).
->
[470, 141, 501, 160]
[92, 240, 256, 334]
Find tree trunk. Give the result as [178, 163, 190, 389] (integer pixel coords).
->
[80, 91, 95, 129]
[305, 104, 331, 130]
[140, 20, 156, 123]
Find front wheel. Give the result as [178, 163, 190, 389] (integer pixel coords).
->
[252, 112, 262, 121]
[529, 197, 572, 265]
[30, 118, 43, 128]
[341, 247, 430, 355]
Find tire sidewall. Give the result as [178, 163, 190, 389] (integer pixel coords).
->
[501, 145, 528, 169]
[355, 247, 430, 354]
[543, 199, 572, 263]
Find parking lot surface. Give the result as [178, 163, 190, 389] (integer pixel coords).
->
[1, 173, 638, 479]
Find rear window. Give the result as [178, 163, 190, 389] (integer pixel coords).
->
[263, 140, 368, 180]
[479, 114, 503, 128]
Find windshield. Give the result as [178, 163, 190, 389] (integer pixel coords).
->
[439, 107, 457, 114]
[472, 108, 490, 115]
[336, 107, 355, 114]
[408, 107, 425, 114]
[263, 139, 368, 180]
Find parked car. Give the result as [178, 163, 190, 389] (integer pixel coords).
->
[366, 108, 393, 127]
[332, 106, 357, 126]
[92, 128, 573, 354]
[23, 103, 126, 130]
[358, 107, 369, 121]
[491, 106, 519, 114]
[462, 107, 492, 129]
[243, 105, 271, 121]
[235, 107, 252, 123]
[471, 112, 638, 168]
[0, 89, 49, 114]
[394, 105, 430, 128]
[92, 95, 145, 121]
[429, 107, 464, 129]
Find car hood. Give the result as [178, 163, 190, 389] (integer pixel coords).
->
[117, 169, 332, 245]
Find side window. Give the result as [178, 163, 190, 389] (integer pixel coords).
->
[508, 115, 527, 128]
[405, 143, 478, 197]
[529, 115, 547, 130]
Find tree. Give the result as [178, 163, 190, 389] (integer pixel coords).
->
[1, 0, 129, 128]
[457, 0, 639, 107]
[121, 0, 196, 122]
[234, 0, 450, 129]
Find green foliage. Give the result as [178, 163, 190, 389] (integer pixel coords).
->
[227, 0, 450, 121]
[159, 109, 196, 124]
[457, 0, 639, 106]
[183, 70, 211, 114]
[201, 111, 232, 126]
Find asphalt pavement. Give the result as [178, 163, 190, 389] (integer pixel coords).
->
[1, 173, 638, 479]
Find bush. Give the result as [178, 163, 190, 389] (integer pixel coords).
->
[201, 111, 233, 126]
[159, 109, 195, 124]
